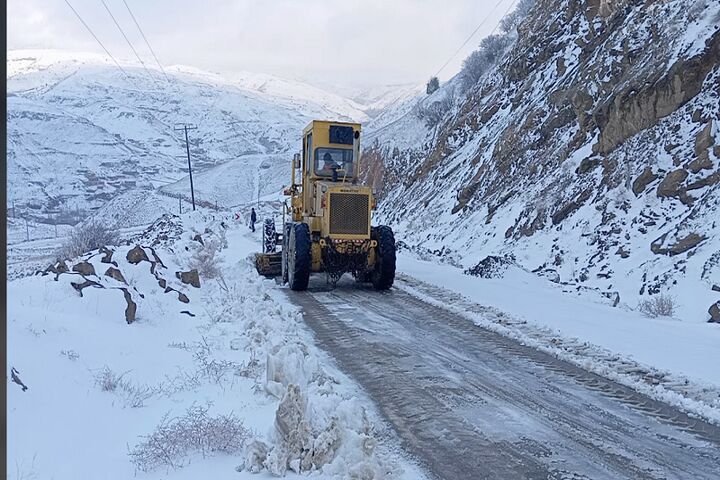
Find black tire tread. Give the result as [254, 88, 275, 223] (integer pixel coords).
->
[371, 225, 396, 290]
[288, 223, 311, 291]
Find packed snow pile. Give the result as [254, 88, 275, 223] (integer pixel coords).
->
[7, 212, 422, 480]
[363, 0, 720, 323]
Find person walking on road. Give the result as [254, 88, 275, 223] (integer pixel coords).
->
[250, 207, 257, 232]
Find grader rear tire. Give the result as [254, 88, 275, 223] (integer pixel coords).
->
[287, 223, 311, 291]
[371, 225, 396, 290]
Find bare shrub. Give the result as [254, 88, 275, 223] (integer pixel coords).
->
[128, 404, 250, 472]
[94, 366, 155, 408]
[188, 232, 226, 279]
[499, 0, 535, 34]
[155, 371, 202, 398]
[95, 366, 129, 392]
[58, 220, 118, 259]
[193, 337, 242, 384]
[460, 34, 512, 90]
[415, 88, 455, 128]
[60, 349, 80, 361]
[637, 294, 677, 318]
[123, 384, 155, 408]
[459, 0, 535, 92]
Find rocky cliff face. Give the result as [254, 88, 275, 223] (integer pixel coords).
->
[363, 0, 720, 320]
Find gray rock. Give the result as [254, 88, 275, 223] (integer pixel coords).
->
[615, 246, 630, 258]
[72, 261, 96, 276]
[104, 267, 127, 284]
[651, 232, 706, 256]
[126, 245, 149, 264]
[47, 260, 69, 274]
[121, 288, 137, 324]
[176, 269, 201, 288]
[99, 246, 115, 264]
[656, 169, 688, 199]
[632, 167, 658, 196]
[71, 279, 103, 296]
[709, 301, 720, 323]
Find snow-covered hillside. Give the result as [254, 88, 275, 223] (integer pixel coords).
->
[363, 0, 720, 323]
[7, 212, 428, 480]
[6, 49, 391, 224]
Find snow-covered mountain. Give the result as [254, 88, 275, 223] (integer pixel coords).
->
[362, 0, 720, 321]
[6, 49, 402, 223]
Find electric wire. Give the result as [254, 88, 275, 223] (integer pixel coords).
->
[63, 0, 133, 82]
[432, 0, 516, 79]
[100, 0, 159, 87]
[122, 0, 170, 83]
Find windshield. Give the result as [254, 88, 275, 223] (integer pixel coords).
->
[314, 148, 354, 178]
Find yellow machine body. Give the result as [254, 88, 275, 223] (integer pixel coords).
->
[288, 120, 376, 273]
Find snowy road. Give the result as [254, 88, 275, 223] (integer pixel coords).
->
[287, 277, 720, 480]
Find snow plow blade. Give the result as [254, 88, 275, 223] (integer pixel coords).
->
[255, 252, 282, 278]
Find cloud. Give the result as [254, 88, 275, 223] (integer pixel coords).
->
[7, 0, 513, 87]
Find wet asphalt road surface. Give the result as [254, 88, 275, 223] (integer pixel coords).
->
[286, 277, 720, 480]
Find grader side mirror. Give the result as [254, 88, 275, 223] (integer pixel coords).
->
[293, 153, 301, 169]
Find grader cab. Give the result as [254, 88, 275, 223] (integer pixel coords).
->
[255, 120, 396, 291]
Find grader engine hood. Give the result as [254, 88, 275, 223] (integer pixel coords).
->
[321, 185, 373, 239]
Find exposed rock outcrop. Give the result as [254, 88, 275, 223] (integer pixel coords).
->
[104, 267, 127, 284]
[362, 0, 720, 318]
[72, 261, 96, 276]
[176, 269, 201, 288]
[709, 301, 720, 323]
[126, 245, 149, 264]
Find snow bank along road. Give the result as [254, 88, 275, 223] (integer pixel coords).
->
[286, 278, 720, 480]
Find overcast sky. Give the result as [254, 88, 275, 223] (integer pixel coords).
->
[8, 0, 516, 88]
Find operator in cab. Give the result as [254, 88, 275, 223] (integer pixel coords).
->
[319, 151, 340, 176]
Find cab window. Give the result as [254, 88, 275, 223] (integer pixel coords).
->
[314, 148, 354, 178]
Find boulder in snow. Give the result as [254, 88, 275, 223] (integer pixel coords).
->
[104, 266, 127, 284]
[709, 301, 720, 323]
[176, 269, 200, 288]
[126, 245, 149, 264]
[121, 288, 137, 324]
[72, 261, 96, 276]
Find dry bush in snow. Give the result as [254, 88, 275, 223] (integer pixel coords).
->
[60, 349, 80, 361]
[193, 337, 242, 385]
[188, 230, 226, 279]
[128, 404, 250, 472]
[58, 220, 118, 259]
[94, 366, 155, 408]
[637, 294, 677, 318]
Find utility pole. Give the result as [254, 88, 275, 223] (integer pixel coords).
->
[174, 124, 198, 211]
[179, 196, 182, 214]
[25, 217, 29, 242]
[12, 200, 16, 219]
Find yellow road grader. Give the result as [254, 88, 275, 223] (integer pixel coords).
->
[255, 120, 396, 291]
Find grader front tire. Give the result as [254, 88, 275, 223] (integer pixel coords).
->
[371, 225, 396, 290]
[287, 223, 311, 291]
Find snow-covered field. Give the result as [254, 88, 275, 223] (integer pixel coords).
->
[7, 213, 428, 480]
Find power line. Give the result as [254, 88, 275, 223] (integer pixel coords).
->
[122, 0, 170, 83]
[432, 0, 513, 78]
[100, 0, 159, 87]
[63, 0, 133, 82]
